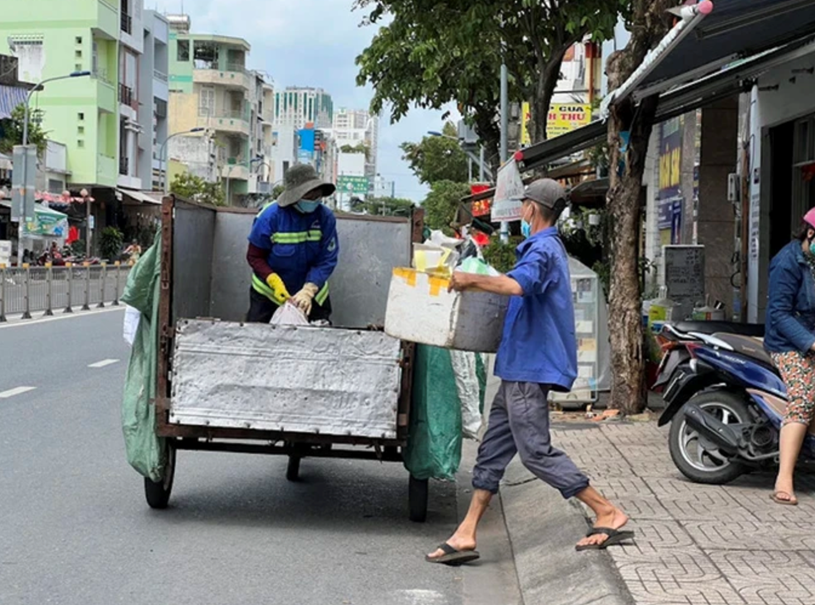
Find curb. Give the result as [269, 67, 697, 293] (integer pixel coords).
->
[500, 459, 634, 605]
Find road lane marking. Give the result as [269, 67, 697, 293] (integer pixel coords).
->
[0, 387, 37, 399]
[88, 359, 119, 368]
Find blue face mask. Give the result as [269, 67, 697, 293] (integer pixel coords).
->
[295, 200, 320, 214]
[810, 240, 815, 256]
[521, 219, 531, 239]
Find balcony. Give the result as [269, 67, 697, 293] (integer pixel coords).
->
[97, 154, 117, 187]
[193, 65, 250, 90]
[153, 69, 168, 82]
[199, 109, 250, 136]
[221, 161, 249, 181]
[118, 83, 137, 111]
[121, 12, 132, 35]
[119, 156, 129, 176]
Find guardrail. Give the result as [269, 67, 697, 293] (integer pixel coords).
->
[0, 263, 132, 322]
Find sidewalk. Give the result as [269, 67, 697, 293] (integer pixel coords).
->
[546, 420, 815, 605]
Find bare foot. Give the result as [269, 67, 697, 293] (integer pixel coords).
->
[575, 506, 629, 549]
[426, 533, 477, 561]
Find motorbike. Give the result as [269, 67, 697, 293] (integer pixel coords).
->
[658, 330, 815, 484]
[652, 321, 765, 392]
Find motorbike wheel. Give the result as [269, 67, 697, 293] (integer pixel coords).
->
[669, 391, 750, 485]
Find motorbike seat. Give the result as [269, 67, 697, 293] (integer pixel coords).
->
[674, 321, 765, 338]
[712, 332, 776, 369]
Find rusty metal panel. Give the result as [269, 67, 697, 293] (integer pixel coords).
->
[170, 319, 402, 439]
[171, 201, 216, 321]
[207, 211, 412, 327]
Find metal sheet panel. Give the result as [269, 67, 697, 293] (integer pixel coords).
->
[170, 319, 402, 438]
[172, 202, 215, 321]
[207, 211, 412, 327]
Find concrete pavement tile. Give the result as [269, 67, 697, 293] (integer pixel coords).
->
[599, 423, 666, 445]
[725, 489, 815, 523]
[610, 519, 696, 555]
[777, 526, 815, 550]
[625, 579, 746, 604]
[683, 520, 795, 551]
[708, 550, 815, 605]
[610, 548, 725, 584]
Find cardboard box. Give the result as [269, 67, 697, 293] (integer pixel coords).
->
[384, 268, 509, 352]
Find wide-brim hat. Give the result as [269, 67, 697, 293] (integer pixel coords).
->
[277, 164, 336, 208]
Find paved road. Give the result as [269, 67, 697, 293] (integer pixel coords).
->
[0, 310, 520, 605]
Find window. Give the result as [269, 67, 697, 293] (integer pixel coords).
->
[792, 114, 815, 225]
[77, 140, 85, 148]
[75, 50, 82, 58]
[78, 112, 85, 121]
[199, 87, 215, 116]
[177, 40, 189, 62]
[75, 36, 83, 45]
[92, 41, 98, 77]
[77, 126, 85, 135]
[9, 36, 45, 82]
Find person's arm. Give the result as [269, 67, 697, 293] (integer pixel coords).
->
[448, 273, 523, 296]
[768, 260, 815, 353]
[304, 212, 340, 289]
[246, 243, 274, 280]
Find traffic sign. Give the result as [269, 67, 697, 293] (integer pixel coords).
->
[337, 175, 369, 195]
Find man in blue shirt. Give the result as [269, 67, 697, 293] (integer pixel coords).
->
[246, 164, 339, 322]
[427, 179, 632, 565]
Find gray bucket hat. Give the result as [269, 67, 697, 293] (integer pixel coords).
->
[277, 164, 336, 208]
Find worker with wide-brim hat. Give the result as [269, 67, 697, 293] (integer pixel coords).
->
[246, 164, 338, 322]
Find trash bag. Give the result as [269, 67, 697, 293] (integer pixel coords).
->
[450, 350, 483, 440]
[120, 234, 167, 482]
[403, 345, 463, 481]
[271, 301, 309, 326]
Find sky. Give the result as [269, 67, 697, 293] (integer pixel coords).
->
[150, 0, 455, 201]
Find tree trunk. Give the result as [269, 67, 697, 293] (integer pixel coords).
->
[530, 54, 565, 145]
[604, 0, 673, 415]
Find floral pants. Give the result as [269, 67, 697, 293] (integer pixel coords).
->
[771, 351, 815, 427]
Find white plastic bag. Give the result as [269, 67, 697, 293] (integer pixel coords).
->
[271, 301, 309, 326]
[450, 350, 483, 440]
[123, 304, 140, 346]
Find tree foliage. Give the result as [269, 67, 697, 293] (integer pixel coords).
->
[0, 104, 48, 155]
[400, 122, 468, 185]
[350, 195, 415, 217]
[355, 0, 626, 158]
[422, 180, 470, 232]
[170, 172, 225, 207]
[339, 142, 371, 161]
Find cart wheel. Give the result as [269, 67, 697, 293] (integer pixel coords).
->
[144, 442, 176, 509]
[286, 456, 301, 482]
[409, 475, 429, 523]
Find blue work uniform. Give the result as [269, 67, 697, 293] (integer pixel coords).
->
[472, 226, 588, 499]
[248, 202, 339, 305]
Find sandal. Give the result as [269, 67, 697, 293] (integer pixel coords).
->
[576, 527, 635, 551]
[770, 491, 798, 506]
[425, 543, 480, 566]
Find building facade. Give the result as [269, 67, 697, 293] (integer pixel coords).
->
[327, 107, 379, 191]
[274, 87, 333, 130]
[167, 14, 271, 205]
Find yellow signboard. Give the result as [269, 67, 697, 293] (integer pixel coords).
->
[547, 104, 592, 139]
[520, 102, 592, 145]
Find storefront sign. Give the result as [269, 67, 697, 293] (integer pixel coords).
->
[658, 118, 683, 201]
[470, 183, 492, 217]
[520, 102, 532, 147]
[337, 175, 369, 194]
[547, 104, 592, 139]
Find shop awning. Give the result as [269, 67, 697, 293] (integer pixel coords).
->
[118, 189, 162, 205]
[0, 84, 28, 120]
[509, 36, 815, 179]
[634, 0, 815, 99]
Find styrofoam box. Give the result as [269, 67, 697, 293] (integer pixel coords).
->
[384, 268, 509, 353]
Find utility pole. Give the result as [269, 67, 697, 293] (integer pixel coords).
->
[479, 146, 485, 182]
[499, 63, 509, 243]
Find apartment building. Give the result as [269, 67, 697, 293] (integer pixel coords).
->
[0, 0, 169, 197]
[167, 14, 271, 205]
[328, 108, 379, 185]
[274, 87, 333, 130]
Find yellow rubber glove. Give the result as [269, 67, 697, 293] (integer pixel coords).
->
[266, 273, 291, 305]
[292, 283, 319, 317]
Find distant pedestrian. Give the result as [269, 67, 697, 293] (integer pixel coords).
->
[124, 240, 142, 263]
[426, 179, 633, 566]
[764, 207, 815, 506]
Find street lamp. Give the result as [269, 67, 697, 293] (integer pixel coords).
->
[23, 71, 91, 146]
[426, 131, 493, 181]
[160, 127, 206, 193]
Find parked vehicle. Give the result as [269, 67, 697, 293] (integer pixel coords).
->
[652, 321, 765, 392]
[658, 331, 815, 484]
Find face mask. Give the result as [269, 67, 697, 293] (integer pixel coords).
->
[521, 204, 533, 239]
[809, 238, 815, 256]
[295, 200, 320, 214]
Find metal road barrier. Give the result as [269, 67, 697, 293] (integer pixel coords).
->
[0, 263, 133, 322]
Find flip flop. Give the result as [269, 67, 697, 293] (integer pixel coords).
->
[575, 527, 635, 551]
[425, 543, 480, 566]
[770, 491, 798, 506]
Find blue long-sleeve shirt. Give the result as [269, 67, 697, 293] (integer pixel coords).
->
[764, 240, 815, 354]
[494, 227, 577, 392]
[248, 203, 339, 295]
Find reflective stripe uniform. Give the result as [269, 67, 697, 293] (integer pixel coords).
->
[248, 202, 339, 305]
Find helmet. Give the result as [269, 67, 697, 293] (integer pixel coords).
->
[805, 207, 815, 230]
